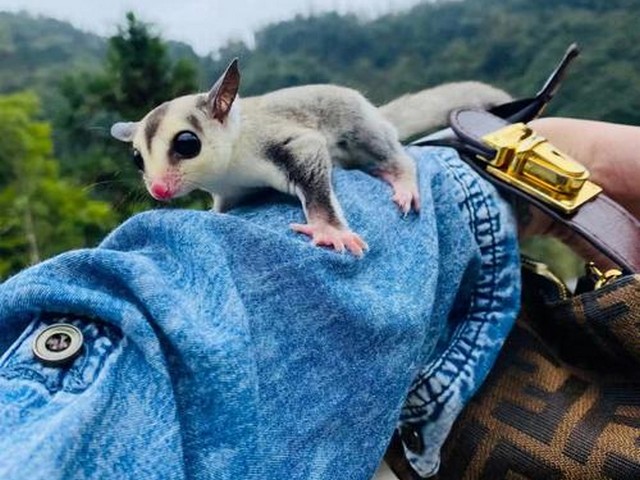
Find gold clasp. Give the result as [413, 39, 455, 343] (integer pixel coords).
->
[585, 262, 623, 290]
[480, 123, 602, 214]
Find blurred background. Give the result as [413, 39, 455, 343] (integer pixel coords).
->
[0, 0, 638, 280]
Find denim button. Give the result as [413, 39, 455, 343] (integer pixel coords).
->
[32, 323, 84, 366]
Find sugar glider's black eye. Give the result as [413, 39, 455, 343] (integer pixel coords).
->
[132, 148, 144, 171]
[172, 131, 201, 159]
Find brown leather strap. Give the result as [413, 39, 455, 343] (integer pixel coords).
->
[448, 108, 640, 275]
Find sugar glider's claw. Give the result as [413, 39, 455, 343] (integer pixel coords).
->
[392, 188, 421, 216]
[375, 167, 420, 215]
[290, 222, 368, 257]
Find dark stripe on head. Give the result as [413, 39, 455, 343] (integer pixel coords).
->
[196, 94, 208, 112]
[187, 114, 203, 135]
[144, 102, 169, 152]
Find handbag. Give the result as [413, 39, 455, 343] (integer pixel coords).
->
[385, 44, 640, 479]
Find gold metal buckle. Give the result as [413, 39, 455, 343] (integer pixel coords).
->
[480, 123, 602, 214]
[585, 262, 623, 290]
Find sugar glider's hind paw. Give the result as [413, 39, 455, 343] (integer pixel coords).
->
[392, 183, 421, 215]
[377, 169, 421, 215]
[290, 222, 368, 257]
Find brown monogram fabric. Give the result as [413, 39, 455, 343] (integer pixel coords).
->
[432, 270, 640, 480]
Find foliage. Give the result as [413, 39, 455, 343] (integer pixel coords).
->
[520, 236, 585, 281]
[0, 92, 116, 279]
[100, 12, 199, 119]
[201, 0, 640, 126]
[0, 12, 104, 118]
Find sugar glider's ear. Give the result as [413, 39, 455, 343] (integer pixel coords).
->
[110, 121, 139, 142]
[206, 58, 240, 123]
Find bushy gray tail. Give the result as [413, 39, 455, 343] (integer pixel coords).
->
[379, 81, 511, 141]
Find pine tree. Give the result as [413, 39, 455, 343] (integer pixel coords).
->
[101, 12, 198, 119]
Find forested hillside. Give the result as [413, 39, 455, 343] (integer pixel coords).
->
[208, 0, 640, 123]
[1, 0, 638, 279]
[0, 12, 209, 114]
[0, 13, 104, 115]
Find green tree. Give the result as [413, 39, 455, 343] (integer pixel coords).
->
[100, 12, 198, 119]
[0, 92, 117, 279]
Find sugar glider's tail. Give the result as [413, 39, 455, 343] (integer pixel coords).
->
[379, 81, 511, 141]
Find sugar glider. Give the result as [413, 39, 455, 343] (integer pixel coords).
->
[111, 59, 510, 256]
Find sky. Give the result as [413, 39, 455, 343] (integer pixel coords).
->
[0, 0, 424, 55]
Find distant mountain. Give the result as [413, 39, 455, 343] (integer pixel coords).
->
[0, 13, 103, 106]
[204, 0, 640, 124]
[0, 12, 207, 115]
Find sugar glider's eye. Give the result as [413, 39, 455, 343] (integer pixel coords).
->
[172, 131, 201, 159]
[132, 148, 144, 171]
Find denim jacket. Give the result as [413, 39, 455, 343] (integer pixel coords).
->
[0, 147, 520, 479]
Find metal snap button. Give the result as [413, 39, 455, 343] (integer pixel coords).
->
[32, 323, 84, 366]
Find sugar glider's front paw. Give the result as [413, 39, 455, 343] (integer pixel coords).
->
[290, 222, 368, 257]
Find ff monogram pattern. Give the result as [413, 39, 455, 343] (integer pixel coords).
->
[435, 270, 640, 480]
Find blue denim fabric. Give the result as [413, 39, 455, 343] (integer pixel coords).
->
[0, 147, 520, 480]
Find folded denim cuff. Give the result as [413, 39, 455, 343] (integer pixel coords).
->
[399, 147, 521, 477]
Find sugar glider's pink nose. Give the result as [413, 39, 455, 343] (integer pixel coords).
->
[150, 182, 175, 201]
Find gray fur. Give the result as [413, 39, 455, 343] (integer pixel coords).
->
[110, 61, 510, 250]
[379, 81, 512, 139]
[206, 84, 413, 228]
